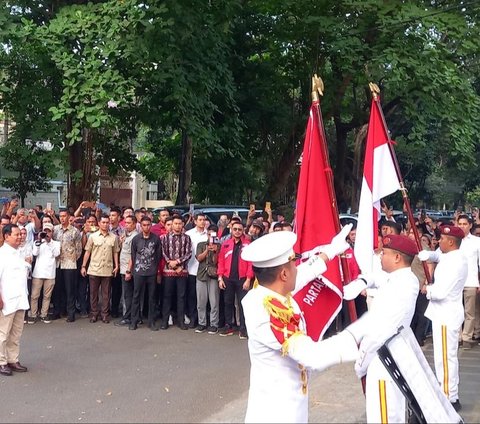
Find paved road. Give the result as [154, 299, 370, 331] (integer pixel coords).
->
[1, 317, 250, 423]
[2, 318, 479, 423]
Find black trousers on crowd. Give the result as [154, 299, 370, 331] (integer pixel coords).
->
[121, 274, 134, 321]
[411, 292, 429, 345]
[186, 274, 198, 325]
[53, 269, 77, 319]
[110, 273, 123, 318]
[224, 278, 247, 332]
[131, 274, 157, 325]
[162, 276, 187, 327]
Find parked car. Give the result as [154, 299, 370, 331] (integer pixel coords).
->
[181, 207, 264, 225]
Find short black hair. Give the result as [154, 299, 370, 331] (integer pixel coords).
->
[253, 264, 284, 285]
[172, 214, 183, 222]
[381, 221, 402, 235]
[457, 214, 472, 224]
[124, 215, 137, 223]
[141, 216, 152, 223]
[100, 214, 110, 221]
[110, 206, 122, 215]
[2, 223, 18, 237]
[208, 224, 218, 232]
[194, 212, 206, 220]
[398, 251, 414, 265]
[59, 208, 70, 215]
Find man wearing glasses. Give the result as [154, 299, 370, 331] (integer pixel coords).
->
[217, 221, 254, 339]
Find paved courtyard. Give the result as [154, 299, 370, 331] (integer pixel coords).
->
[1, 317, 479, 423]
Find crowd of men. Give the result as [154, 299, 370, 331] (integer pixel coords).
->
[1, 197, 479, 422]
[0, 198, 293, 341]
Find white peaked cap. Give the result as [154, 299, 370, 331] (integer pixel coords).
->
[241, 231, 298, 268]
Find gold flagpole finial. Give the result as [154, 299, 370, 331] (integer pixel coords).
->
[311, 74, 324, 101]
[369, 82, 380, 100]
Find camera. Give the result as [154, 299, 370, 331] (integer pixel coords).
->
[209, 231, 218, 244]
[39, 232, 47, 239]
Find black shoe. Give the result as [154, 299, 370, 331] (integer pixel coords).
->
[207, 326, 218, 334]
[66, 317, 75, 323]
[114, 319, 131, 327]
[111, 312, 119, 319]
[178, 324, 188, 330]
[49, 313, 61, 321]
[451, 400, 461, 412]
[160, 323, 169, 330]
[149, 323, 159, 331]
[195, 325, 207, 333]
[0, 364, 12, 376]
[138, 319, 144, 325]
[129, 323, 138, 331]
[188, 321, 196, 329]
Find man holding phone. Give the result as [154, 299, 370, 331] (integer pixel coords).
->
[185, 213, 208, 329]
[195, 224, 220, 334]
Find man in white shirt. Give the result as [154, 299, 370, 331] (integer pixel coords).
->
[456, 214, 480, 349]
[352, 235, 419, 423]
[0, 224, 31, 376]
[28, 223, 61, 324]
[419, 225, 467, 411]
[240, 226, 358, 423]
[185, 213, 208, 329]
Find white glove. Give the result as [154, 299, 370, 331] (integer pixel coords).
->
[322, 223, 353, 260]
[418, 250, 432, 262]
[343, 278, 367, 301]
[295, 255, 327, 289]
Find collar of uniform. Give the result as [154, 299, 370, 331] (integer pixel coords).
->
[254, 283, 290, 305]
[387, 266, 413, 278]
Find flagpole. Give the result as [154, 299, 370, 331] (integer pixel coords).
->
[312, 75, 358, 322]
[368, 83, 432, 284]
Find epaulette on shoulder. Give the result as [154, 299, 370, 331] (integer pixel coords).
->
[263, 295, 303, 356]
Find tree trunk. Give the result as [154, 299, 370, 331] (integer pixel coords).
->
[334, 118, 349, 211]
[350, 124, 368, 213]
[263, 132, 302, 204]
[176, 129, 192, 205]
[68, 126, 97, 208]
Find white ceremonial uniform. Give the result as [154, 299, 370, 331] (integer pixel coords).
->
[240, 226, 357, 423]
[424, 249, 467, 402]
[354, 267, 419, 423]
[459, 233, 480, 343]
[242, 283, 358, 423]
[365, 253, 389, 309]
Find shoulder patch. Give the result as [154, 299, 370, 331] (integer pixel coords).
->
[263, 296, 302, 352]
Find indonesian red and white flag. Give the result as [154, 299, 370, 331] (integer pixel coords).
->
[293, 101, 343, 342]
[354, 98, 400, 274]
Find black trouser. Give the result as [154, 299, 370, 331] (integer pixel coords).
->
[77, 269, 89, 314]
[218, 289, 226, 328]
[131, 274, 157, 324]
[52, 269, 67, 317]
[110, 272, 123, 317]
[224, 278, 247, 332]
[53, 269, 77, 319]
[162, 276, 187, 327]
[186, 274, 198, 325]
[411, 292, 429, 344]
[121, 274, 134, 321]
